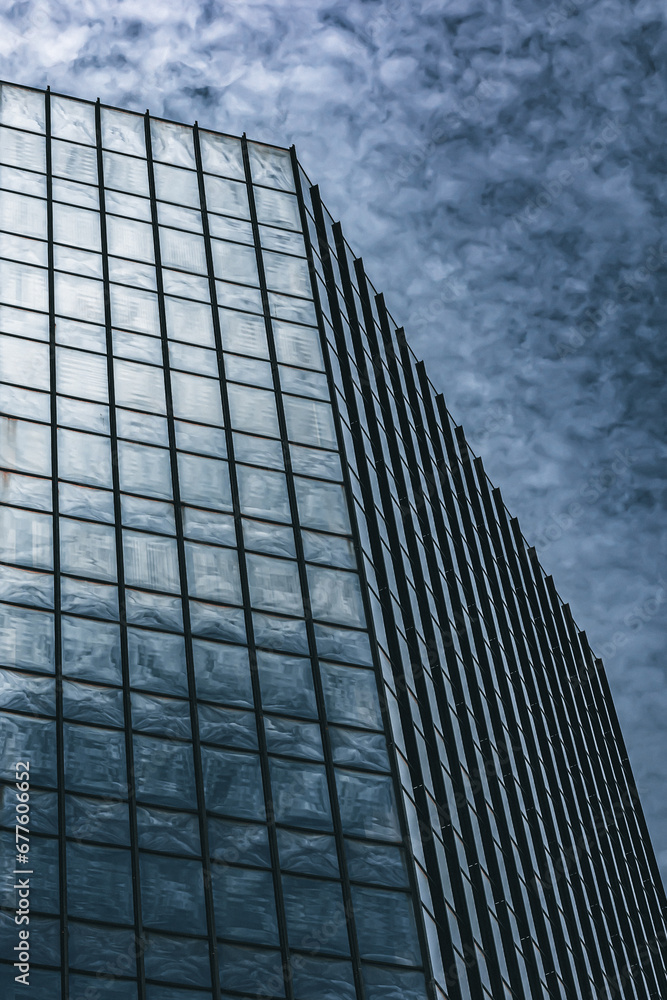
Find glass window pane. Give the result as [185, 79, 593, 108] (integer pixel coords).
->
[0, 258, 48, 311]
[208, 818, 270, 867]
[0, 302, 49, 340]
[254, 187, 300, 230]
[218, 309, 268, 358]
[247, 554, 302, 616]
[260, 225, 305, 256]
[204, 175, 249, 218]
[314, 624, 373, 666]
[0, 604, 53, 674]
[109, 256, 156, 291]
[64, 722, 126, 795]
[62, 616, 121, 685]
[264, 716, 323, 761]
[55, 244, 102, 279]
[114, 359, 166, 413]
[295, 478, 350, 533]
[103, 150, 149, 195]
[52, 140, 97, 183]
[233, 432, 284, 470]
[50, 95, 96, 144]
[160, 226, 206, 272]
[177, 453, 232, 510]
[0, 334, 49, 389]
[56, 316, 106, 352]
[202, 747, 265, 820]
[165, 296, 214, 347]
[336, 770, 401, 841]
[209, 213, 253, 243]
[63, 680, 124, 728]
[263, 251, 311, 298]
[345, 839, 409, 888]
[362, 966, 430, 1000]
[113, 328, 163, 365]
[0, 564, 52, 609]
[111, 286, 160, 335]
[107, 215, 154, 263]
[58, 428, 112, 488]
[0, 125, 45, 172]
[133, 734, 197, 808]
[284, 395, 336, 449]
[303, 530, 356, 569]
[212, 866, 278, 946]
[105, 189, 151, 221]
[116, 408, 168, 446]
[277, 829, 339, 878]
[126, 588, 182, 632]
[0, 470, 51, 511]
[67, 843, 133, 924]
[282, 875, 349, 956]
[269, 291, 317, 326]
[218, 943, 284, 997]
[163, 268, 209, 301]
[192, 604, 245, 645]
[137, 804, 200, 856]
[0, 506, 52, 569]
[140, 853, 207, 934]
[128, 628, 188, 696]
[185, 541, 242, 605]
[151, 120, 196, 168]
[122, 495, 175, 534]
[248, 145, 295, 191]
[118, 440, 173, 500]
[216, 279, 262, 314]
[0, 163, 46, 197]
[0, 84, 45, 133]
[292, 957, 355, 1000]
[171, 371, 223, 425]
[0, 189, 47, 238]
[228, 383, 279, 437]
[200, 131, 244, 179]
[269, 758, 332, 830]
[56, 346, 108, 402]
[307, 566, 365, 627]
[352, 885, 422, 965]
[320, 662, 382, 729]
[55, 271, 104, 323]
[66, 793, 130, 846]
[158, 202, 202, 232]
[211, 240, 258, 285]
[253, 612, 308, 656]
[279, 366, 329, 400]
[243, 518, 295, 559]
[183, 507, 235, 546]
[0, 415, 51, 476]
[53, 176, 99, 209]
[237, 466, 290, 522]
[53, 202, 100, 251]
[154, 162, 200, 207]
[59, 518, 117, 582]
[198, 703, 257, 750]
[224, 353, 273, 388]
[193, 640, 253, 708]
[256, 651, 317, 719]
[330, 727, 389, 772]
[123, 531, 181, 593]
[169, 341, 218, 377]
[102, 108, 146, 156]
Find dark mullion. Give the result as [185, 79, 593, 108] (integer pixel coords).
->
[242, 136, 367, 1000]
[398, 350, 549, 1000]
[424, 388, 584, 999]
[193, 123, 294, 1000]
[334, 229, 490, 1000]
[95, 98, 147, 998]
[368, 294, 515, 1000]
[298, 184, 445, 1000]
[506, 519, 643, 991]
[323, 219, 476, 1000]
[45, 86, 69, 1000]
[446, 418, 586, 998]
[526, 550, 663, 993]
[143, 115, 221, 1000]
[489, 491, 623, 997]
[289, 160, 443, 995]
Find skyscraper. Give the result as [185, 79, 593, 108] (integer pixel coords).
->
[0, 80, 665, 1000]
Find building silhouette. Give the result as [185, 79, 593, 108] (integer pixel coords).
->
[0, 81, 665, 1000]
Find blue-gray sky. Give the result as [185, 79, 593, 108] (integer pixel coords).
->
[2, 0, 665, 884]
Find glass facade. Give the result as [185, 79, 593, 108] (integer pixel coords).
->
[0, 81, 665, 1000]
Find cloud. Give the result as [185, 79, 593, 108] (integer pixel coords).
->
[1, 0, 665, 883]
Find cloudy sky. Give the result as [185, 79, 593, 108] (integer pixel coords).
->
[1, 0, 665, 883]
